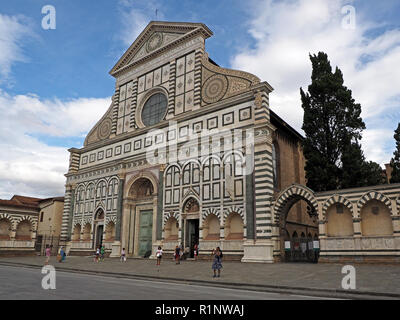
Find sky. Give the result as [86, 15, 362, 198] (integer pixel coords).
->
[0, 0, 399, 199]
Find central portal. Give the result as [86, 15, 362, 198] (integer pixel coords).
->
[182, 197, 200, 258]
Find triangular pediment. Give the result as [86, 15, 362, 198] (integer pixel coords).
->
[110, 21, 213, 76]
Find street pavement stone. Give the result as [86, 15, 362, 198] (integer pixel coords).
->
[0, 256, 399, 296]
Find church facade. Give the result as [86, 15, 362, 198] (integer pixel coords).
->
[60, 21, 299, 262]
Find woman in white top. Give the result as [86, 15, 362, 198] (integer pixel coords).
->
[156, 246, 163, 266]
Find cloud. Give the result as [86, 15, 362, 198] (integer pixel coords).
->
[231, 0, 400, 166]
[118, 0, 163, 47]
[0, 91, 111, 199]
[0, 14, 33, 81]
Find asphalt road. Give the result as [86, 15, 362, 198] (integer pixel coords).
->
[0, 265, 335, 300]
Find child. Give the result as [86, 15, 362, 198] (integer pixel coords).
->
[120, 248, 126, 262]
[94, 247, 100, 263]
[156, 246, 163, 266]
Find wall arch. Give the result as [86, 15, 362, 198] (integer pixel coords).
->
[326, 203, 354, 237]
[202, 214, 220, 240]
[357, 191, 392, 216]
[273, 184, 318, 227]
[322, 194, 353, 218]
[224, 212, 244, 240]
[15, 220, 32, 240]
[125, 172, 158, 198]
[164, 216, 179, 241]
[360, 199, 393, 236]
[0, 218, 12, 240]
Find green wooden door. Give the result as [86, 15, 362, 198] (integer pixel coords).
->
[138, 210, 153, 256]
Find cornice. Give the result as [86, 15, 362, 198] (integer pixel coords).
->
[111, 25, 212, 78]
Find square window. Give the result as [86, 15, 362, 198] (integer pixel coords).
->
[82, 156, 88, 165]
[89, 154, 96, 163]
[336, 204, 344, 214]
[115, 146, 122, 156]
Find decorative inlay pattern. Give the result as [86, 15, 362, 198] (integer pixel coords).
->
[146, 32, 163, 53]
[202, 74, 228, 104]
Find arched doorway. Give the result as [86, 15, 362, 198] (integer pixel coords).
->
[274, 184, 319, 263]
[125, 176, 157, 257]
[93, 209, 105, 249]
[182, 197, 200, 258]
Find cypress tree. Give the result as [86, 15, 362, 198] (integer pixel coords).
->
[300, 52, 365, 192]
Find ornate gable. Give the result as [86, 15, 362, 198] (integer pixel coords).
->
[110, 21, 213, 77]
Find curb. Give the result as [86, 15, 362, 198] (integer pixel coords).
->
[1, 261, 399, 300]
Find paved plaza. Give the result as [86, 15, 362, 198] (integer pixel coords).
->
[0, 256, 399, 299]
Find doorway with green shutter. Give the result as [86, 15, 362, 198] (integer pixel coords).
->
[138, 209, 153, 257]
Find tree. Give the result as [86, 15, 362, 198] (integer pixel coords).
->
[300, 52, 365, 192]
[362, 161, 387, 186]
[341, 143, 387, 188]
[390, 123, 400, 183]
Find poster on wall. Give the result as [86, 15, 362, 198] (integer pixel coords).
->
[284, 241, 291, 250]
[313, 241, 320, 250]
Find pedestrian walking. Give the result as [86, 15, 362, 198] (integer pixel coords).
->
[61, 247, 66, 262]
[100, 245, 105, 262]
[211, 247, 223, 278]
[175, 245, 180, 264]
[45, 245, 51, 265]
[156, 246, 163, 266]
[58, 246, 65, 263]
[120, 248, 126, 262]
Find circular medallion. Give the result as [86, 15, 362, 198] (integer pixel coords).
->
[202, 74, 228, 104]
[146, 33, 163, 53]
[97, 118, 112, 140]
